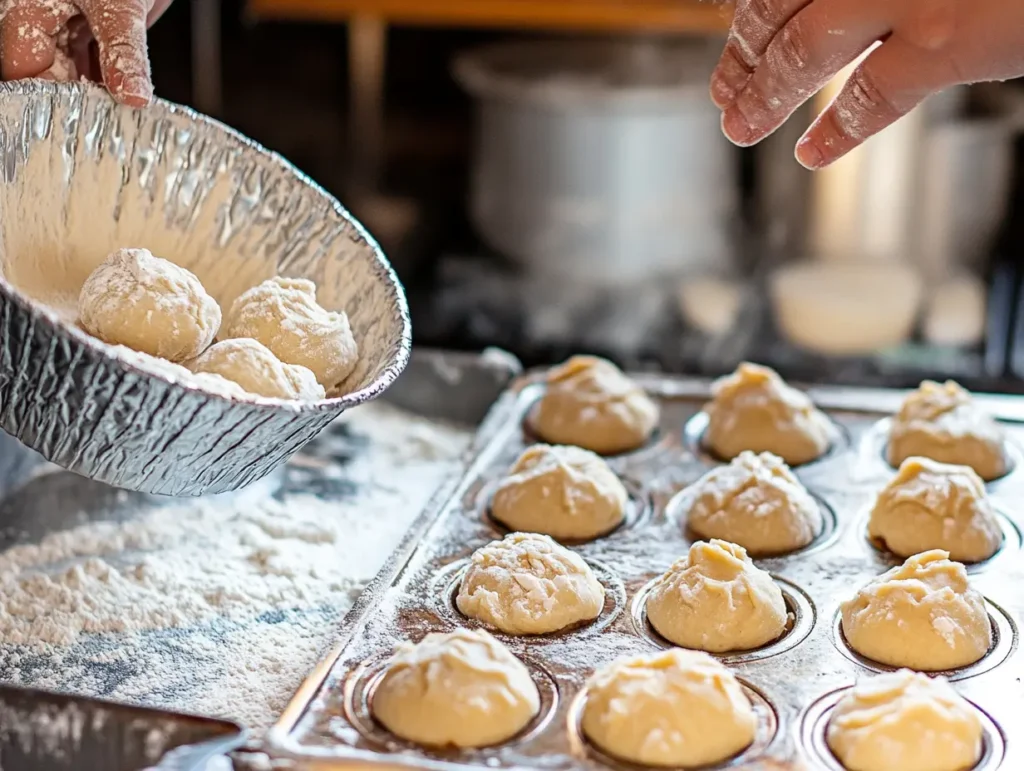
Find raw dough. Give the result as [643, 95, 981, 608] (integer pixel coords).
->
[188, 338, 325, 401]
[840, 550, 991, 671]
[888, 380, 1006, 481]
[676, 276, 743, 336]
[490, 444, 628, 541]
[923, 275, 987, 348]
[581, 649, 755, 767]
[530, 356, 659, 455]
[223, 276, 359, 390]
[108, 345, 249, 399]
[827, 669, 982, 771]
[78, 248, 221, 362]
[869, 457, 1002, 563]
[770, 262, 922, 355]
[372, 628, 539, 748]
[456, 532, 604, 635]
[685, 450, 821, 555]
[646, 539, 788, 652]
[704, 362, 833, 466]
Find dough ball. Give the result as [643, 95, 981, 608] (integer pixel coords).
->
[840, 550, 991, 671]
[107, 345, 248, 400]
[686, 450, 821, 555]
[827, 669, 982, 771]
[188, 338, 325, 401]
[186, 372, 250, 400]
[646, 539, 788, 652]
[869, 457, 1002, 563]
[372, 628, 539, 748]
[224, 276, 359, 390]
[581, 649, 755, 767]
[770, 261, 922, 355]
[531, 356, 659, 455]
[456, 532, 604, 635]
[78, 248, 221, 362]
[888, 380, 1007, 481]
[490, 444, 628, 541]
[704, 362, 832, 466]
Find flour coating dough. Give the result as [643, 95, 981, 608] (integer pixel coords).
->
[78, 248, 221, 362]
[372, 628, 539, 748]
[188, 338, 325, 401]
[456, 532, 604, 635]
[841, 550, 991, 671]
[646, 539, 788, 652]
[686, 450, 821, 555]
[490, 444, 628, 541]
[826, 669, 983, 771]
[224, 276, 359, 391]
[531, 356, 659, 455]
[581, 649, 755, 767]
[888, 380, 1007, 481]
[704, 362, 832, 465]
[869, 457, 1002, 563]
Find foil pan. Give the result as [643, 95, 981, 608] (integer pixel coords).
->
[266, 369, 1024, 769]
[0, 82, 410, 496]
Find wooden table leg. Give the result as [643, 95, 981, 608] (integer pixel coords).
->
[191, 0, 223, 115]
[347, 14, 387, 195]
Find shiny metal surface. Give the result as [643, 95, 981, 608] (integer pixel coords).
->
[0, 81, 410, 496]
[268, 371, 1024, 769]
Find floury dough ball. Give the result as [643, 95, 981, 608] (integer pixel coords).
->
[456, 532, 604, 635]
[646, 540, 788, 652]
[188, 338, 325, 401]
[703, 362, 832, 466]
[841, 550, 991, 671]
[78, 248, 221, 362]
[490, 444, 628, 541]
[888, 380, 1007, 481]
[869, 457, 1003, 563]
[581, 649, 755, 767]
[685, 450, 821, 555]
[107, 345, 249, 400]
[530, 356, 659, 455]
[827, 670, 983, 771]
[371, 628, 539, 748]
[223, 276, 359, 390]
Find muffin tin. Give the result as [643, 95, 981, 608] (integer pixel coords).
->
[267, 368, 1024, 769]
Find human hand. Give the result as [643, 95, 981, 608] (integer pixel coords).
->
[0, 0, 173, 106]
[710, 0, 1024, 168]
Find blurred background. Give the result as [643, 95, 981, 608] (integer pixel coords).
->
[151, 0, 1024, 391]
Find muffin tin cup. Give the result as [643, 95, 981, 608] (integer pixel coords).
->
[0, 82, 409, 496]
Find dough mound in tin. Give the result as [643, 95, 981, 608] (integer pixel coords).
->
[490, 444, 628, 541]
[372, 628, 539, 748]
[840, 550, 991, 671]
[869, 456, 1002, 563]
[188, 338, 325, 401]
[646, 539, 788, 652]
[224, 276, 359, 391]
[827, 669, 982, 771]
[78, 248, 221, 362]
[685, 450, 821, 555]
[581, 648, 755, 767]
[703, 362, 832, 466]
[457, 532, 604, 635]
[530, 356, 659, 455]
[888, 380, 1007, 482]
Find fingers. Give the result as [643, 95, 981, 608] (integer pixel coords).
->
[711, 0, 813, 108]
[0, 1, 76, 80]
[795, 35, 957, 168]
[79, 0, 152, 106]
[721, 0, 894, 146]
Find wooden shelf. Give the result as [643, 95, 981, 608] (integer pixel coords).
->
[247, 0, 732, 34]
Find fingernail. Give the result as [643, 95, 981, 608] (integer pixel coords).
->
[710, 73, 737, 109]
[796, 138, 824, 169]
[118, 75, 153, 106]
[722, 108, 756, 147]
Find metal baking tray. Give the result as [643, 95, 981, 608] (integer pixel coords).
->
[0, 685, 245, 770]
[267, 368, 1024, 769]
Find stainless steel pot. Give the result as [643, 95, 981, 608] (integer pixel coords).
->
[454, 39, 738, 284]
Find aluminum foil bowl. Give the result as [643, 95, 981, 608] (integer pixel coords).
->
[0, 81, 411, 496]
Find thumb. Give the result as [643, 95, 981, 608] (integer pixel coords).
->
[0, 2, 76, 80]
[79, 0, 152, 106]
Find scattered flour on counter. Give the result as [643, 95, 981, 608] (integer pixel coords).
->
[0, 401, 470, 732]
